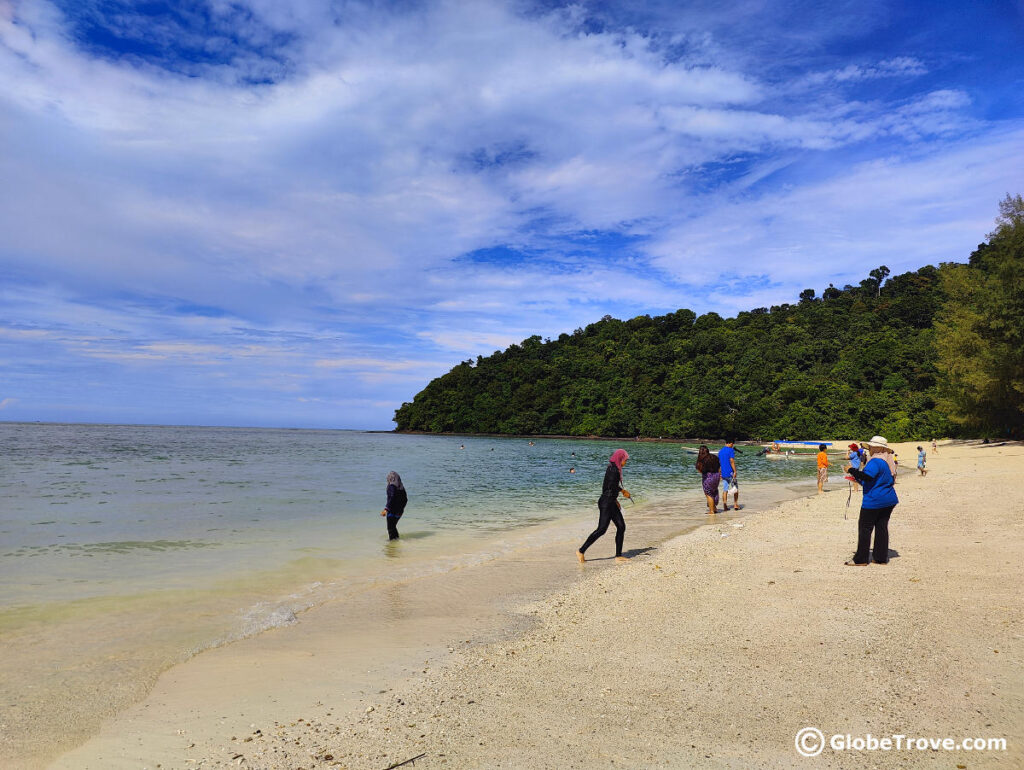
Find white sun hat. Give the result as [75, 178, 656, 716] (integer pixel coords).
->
[863, 435, 892, 450]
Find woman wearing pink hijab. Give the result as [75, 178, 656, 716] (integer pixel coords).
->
[577, 449, 631, 563]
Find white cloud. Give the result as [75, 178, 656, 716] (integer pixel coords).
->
[0, 0, 769, 303]
[645, 126, 1024, 310]
[0, 0, 1020, 426]
[416, 329, 530, 356]
[803, 56, 928, 86]
[313, 357, 449, 372]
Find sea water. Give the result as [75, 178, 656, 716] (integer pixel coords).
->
[0, 423, 815, 763]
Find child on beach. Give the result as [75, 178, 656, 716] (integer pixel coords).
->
[577, 449, 631, 563]
[380, 471, 408, 540]
[816, 444, 829, 494]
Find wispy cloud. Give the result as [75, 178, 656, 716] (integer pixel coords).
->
[1, 0, 1022, 427]
[645, 126, 1024, 305]
[802, 56, 928, 86]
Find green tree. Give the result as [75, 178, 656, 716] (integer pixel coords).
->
[394, 263, 953, 439]
[868, 265, 891, 297]
[934, 194, 1024, 437]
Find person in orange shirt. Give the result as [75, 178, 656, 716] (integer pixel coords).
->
[816, 443, 830, 494]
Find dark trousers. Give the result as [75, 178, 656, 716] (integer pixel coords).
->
[854, 505, 895, 564]
[386, 514, 401, 540]
[580, 497, 625, 556]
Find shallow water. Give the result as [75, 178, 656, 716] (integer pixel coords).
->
[0, 423, 818, 765]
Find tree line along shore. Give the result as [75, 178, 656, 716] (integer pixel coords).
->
[395, 195, 1023, 441]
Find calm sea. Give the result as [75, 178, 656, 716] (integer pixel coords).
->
[0, 422, 816, 763]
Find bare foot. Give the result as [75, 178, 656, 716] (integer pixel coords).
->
[576, 550, 586, 564]
[615, 556, 628, 562]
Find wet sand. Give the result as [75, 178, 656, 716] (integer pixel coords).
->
[50, 441, 1024, 768]
[44, 478, 809, 769]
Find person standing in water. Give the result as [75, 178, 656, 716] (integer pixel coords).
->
[695, 445, 721, 515]
[718, 439, 738, 511]
[816, 443, 830, 494]
[380, 471, 408, 540]
[577, 449, 631, 563]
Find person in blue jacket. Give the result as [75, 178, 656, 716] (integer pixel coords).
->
[380, 471, 408, 540]
[844, 436, 899, 565]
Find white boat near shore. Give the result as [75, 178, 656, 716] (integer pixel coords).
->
[762, 440, 848, 459]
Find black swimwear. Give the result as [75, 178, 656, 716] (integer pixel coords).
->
[579, 463, 626, 556]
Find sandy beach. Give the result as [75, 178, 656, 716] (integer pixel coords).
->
[49, 440, 1023, 769]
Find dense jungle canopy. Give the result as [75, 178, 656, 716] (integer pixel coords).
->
[395, 197, 1023, 441]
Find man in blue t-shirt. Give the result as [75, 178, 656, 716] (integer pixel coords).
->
[718, 439, 738, 511]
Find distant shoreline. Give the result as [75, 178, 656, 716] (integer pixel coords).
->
[4, 422, 969, 444]
[388, 430, 863, 451]
[388, 429, 771, 444]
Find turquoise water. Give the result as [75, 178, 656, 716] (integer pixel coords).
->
[0, 423, 818, 763]
[0, 423, 814, 609]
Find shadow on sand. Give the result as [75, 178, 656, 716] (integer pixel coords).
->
[583, 546, 657, 562]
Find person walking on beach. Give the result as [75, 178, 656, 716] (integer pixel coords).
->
[695, 445, 721, 515]
[816, 443, 830, 494]
[931, 438, 938, 455]
[380, 471, 408, 540]
[917, 446, 928, 476]
[844, 436, 899, 565]
[718, 439, 739, 511]
[577, 449, 631, 563]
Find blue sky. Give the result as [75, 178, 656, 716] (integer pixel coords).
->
[1, 0, 1022, 429]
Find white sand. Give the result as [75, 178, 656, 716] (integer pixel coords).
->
[51, 440, 1023, 769]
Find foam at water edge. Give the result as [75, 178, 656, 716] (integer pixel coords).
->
[191, 604, 303, 655]
[183, 498, 662, 661]
[239, 604, 300, 637]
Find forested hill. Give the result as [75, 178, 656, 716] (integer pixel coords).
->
[394, 266, 948, 440]
[394, 198, 1024, 441]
